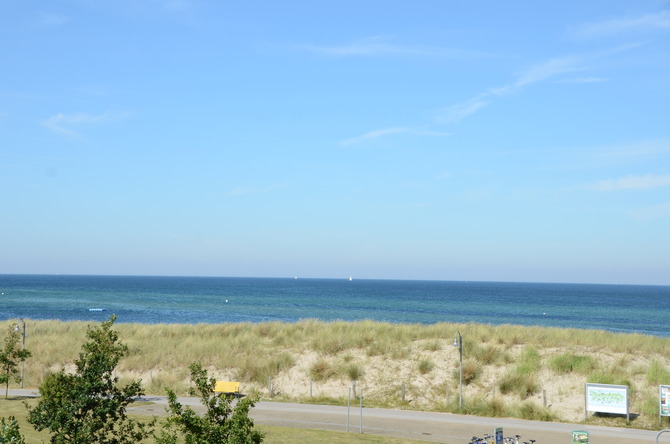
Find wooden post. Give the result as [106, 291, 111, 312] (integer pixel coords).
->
[310, 378, 313, 398]
[543, 389, 547, 408]
[359, 388, 363, 434]
[347, 388, 351, 432]
[402, 383, 406, 403]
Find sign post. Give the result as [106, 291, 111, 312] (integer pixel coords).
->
[494, 427, 503, 444]
[572, 430, 589, 443]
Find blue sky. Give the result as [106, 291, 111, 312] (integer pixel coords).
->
[1, 1, 669, 285]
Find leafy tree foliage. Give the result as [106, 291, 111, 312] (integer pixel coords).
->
[0, 416, 26, 444]
[0, 324, 32, 399]
[157, 362, 264, 444]
[27, 315, 154, 444]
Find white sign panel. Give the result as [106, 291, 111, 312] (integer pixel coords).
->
[585, 383, 628, 415]
[660, 385, 670, 417]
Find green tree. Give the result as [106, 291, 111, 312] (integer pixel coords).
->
[27, 315, 154, 444]
[157, 362, 264, 444]
[0, 416, 26, 444]
[0, 324, 32, 399]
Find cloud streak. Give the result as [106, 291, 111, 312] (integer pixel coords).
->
[42, 111, 128, 136]
[340, 127, 450, 146]
[437, 56, 582, 123]
[573, 10, 670, 38]
[585, 173, 670, 191]
[304, 36, 506, 59]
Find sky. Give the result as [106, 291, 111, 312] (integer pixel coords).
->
[1, 1, 669, 285]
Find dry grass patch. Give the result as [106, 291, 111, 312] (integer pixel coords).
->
[6, 319, 670, 429]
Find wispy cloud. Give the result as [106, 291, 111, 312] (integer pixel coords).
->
[438, 96, 491, 124]
[585, 173, 670, 191]
[572, 10, 670, 39]
[304, 36, 505, 59]
[437, 56, 582, 123]
[558, 76, 608, 84]
[629, 202, 670, 221]
[42, 111, 129, 137]
[340, 127, 450, 146]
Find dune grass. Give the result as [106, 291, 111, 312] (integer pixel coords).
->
[3, 319, 670, 430]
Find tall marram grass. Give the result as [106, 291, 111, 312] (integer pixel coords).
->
[4, 318, 670, 430]
[498, 346, 541, 399]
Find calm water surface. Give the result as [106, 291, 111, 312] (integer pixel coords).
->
[1, 275, 669, 337]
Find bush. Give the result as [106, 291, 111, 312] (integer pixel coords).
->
[498, 369, 540, 399]
[549, 353, 596, 375]
[0, 324, 32, 399]
[471, 343, 508, 365]
[646, 359, 670, 385]
[344, 363, 364, 381]
[453, 359, 480, 385]
[158, 362, 264, 444]
[309, 358, 336, 382]
[27, 315, 153, 444]
[462, 397, 506, 417]
[0, 416, 25, 444]
[516, 400, 556, 421]
[418, 359, 435, 374]
[235, 352, 295, 384]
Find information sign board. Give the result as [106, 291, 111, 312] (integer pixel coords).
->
[494, 427, 503, 444]
[572, 430, 589, 443]
[661, 385, 670, 417]
[585, 383, 628, 418]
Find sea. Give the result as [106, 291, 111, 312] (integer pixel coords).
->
[1, 274, 669, 337]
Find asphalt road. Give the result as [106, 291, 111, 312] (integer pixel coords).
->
[9, 389, 670, 443]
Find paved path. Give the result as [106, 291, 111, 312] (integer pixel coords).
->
[9, 389, 670, 443]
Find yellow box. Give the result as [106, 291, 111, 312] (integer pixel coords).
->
[214, 381, 240, 393]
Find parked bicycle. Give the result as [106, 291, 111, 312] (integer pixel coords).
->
[468, 433, 536, 444]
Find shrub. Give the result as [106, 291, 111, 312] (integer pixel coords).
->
[27, 315, 153, 444]
[549, 353, 596, 375]
[647, 359, 670, 385]
[235, 352, 295, 384]
[422, 341, 442, 352]
[498, 369, 540, 399]
[0, 416, 25, 444]
[0, 324, 32, 398]
[463, 397, 506, 417]
[518, 346, 541, 373]
[309, 358, 336, 382]
[418, 359, 435, 375]
[344, 363, 364, 381]
[453, 359, 480, 385]
[157, 362, 264, 444]
[471, 344, 506, 365]
[516, 400, 556, 421]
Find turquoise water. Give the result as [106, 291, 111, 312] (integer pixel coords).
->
[1, 274, 669, 337]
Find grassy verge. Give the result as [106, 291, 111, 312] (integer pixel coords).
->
[0, 398, 429, 444]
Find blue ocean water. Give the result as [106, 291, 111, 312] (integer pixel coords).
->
[1, 274, 669, 337]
